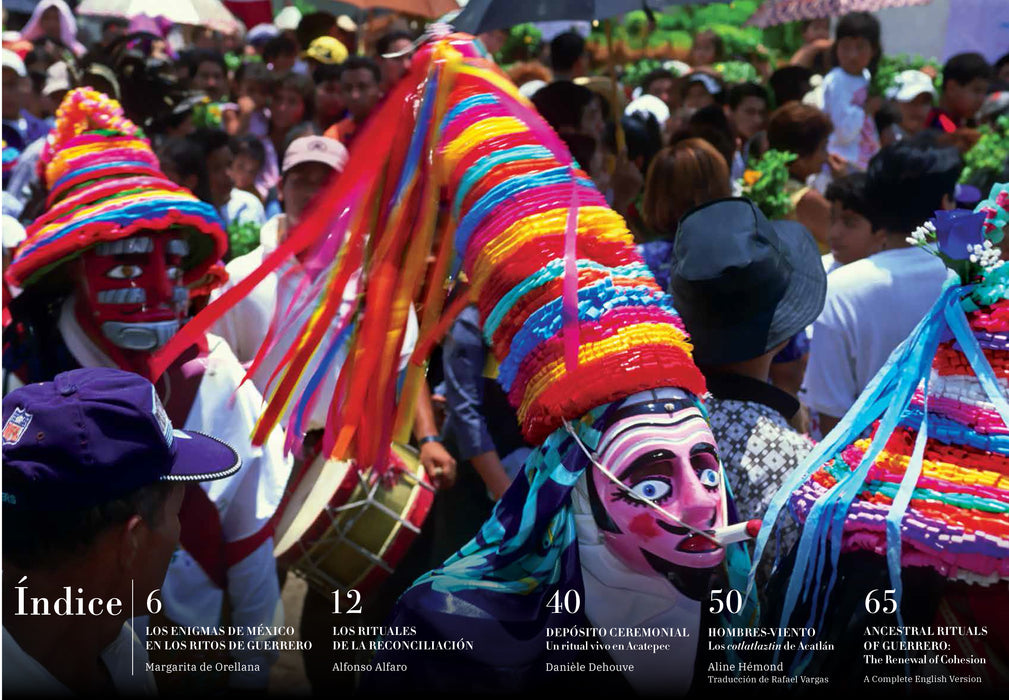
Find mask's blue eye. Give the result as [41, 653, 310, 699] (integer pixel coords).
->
[630, 478, 671, 501]
[699, 469, 719, 489]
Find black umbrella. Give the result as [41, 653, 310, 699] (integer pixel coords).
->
[451, 0, 668, 35]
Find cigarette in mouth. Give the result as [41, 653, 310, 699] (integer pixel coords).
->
[710, 519, 762, 546]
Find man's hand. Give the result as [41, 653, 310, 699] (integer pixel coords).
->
[419, 440, 457, 490]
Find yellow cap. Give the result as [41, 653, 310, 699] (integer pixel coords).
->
[305, 36, 348, 65]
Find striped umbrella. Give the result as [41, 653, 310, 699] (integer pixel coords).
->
[747, 0, 933, 28]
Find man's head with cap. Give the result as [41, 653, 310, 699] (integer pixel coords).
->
[886, 70, 937, 136]
[280, 135, 348, 227]
[2, 368, 240, 674]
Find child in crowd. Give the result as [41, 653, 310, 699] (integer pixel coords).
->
[231, 62, 275, 136]
[885, 69, 936, 138]
[229, 135, 266, 201]
[928, 52, 992, 132]
[189, 128, 266, 232]
[725, 82, 769, 179]
[264, 72, 314, 188]
[822, 12, 881, 170]
[263, 35, 299, 74]
[681, 72, 724, 112]
[822, 172, 881, 273]
[688, 30, 723, 67]
[313, 63, 344, 133]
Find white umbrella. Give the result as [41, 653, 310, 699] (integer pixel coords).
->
[77, 0, 245, 34]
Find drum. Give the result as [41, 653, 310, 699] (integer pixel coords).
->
[274, 443, 435, 597]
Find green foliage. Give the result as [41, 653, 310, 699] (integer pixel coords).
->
[713, 60, 761, 85]
[708, 24, 766, 60]
[738, 149, 798, 221]
[292, 0, 317, 15]
[870, 54, 942, 97]
[191, 99, 224, 130]
[624, 59, 664, 88]
[624, 10, 650, 39]
[497, 23, 543, 64]
[227, 220, 261, 260]
[960, 116, 1009, 192]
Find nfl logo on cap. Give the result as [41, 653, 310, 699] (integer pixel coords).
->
[2, 407, 32, 446]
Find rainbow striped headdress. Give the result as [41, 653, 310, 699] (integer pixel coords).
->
[154, 33, 705, 469]
[6, 89, 226, 290]
[754, 183, 1009, 640]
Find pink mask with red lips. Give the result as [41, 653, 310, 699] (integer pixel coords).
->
[586, 389, 726, 596]
[77, 233, 191, 352]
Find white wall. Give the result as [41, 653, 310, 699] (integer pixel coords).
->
[876, 0, 1008, 63]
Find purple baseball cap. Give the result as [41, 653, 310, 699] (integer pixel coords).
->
[2, 368, 241, 511]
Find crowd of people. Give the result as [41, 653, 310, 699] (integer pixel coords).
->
[2, 0, 1008, 696]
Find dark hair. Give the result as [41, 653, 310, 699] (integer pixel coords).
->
[376, 30, 414, 57]
[313, 62, 343, 85]
[670, 125, 735, 172]
[864, 136, 963, 233]
[340, 56, 381, 85]
[549, 32, 586, 74]
[158, 136, 209, 200]
[188, 127, 231, 162]
[560, 132, 597, 174]
[832, 12, 881, 74]
[874, 100, 901, 136]
[942, 52, 992, 88]
[641, 68, 676, 92]
[263, 35, 298, 64]
[296, 11, 337, 50]
[604, 113, 663, 173]
[728, 82, 769, 110]
[531, 80, 596, 133]
[825, 172, 871, 220]
[235, 61, 276, 90]
[187, 49, 226, 80]
[275, 71, 315, 122]
[3, 482, 173, 570]
[769, 66, 813, 107]
[995, 52, 1009, 75]
[230, 134, 266, 168]
[767, 102, 833, 158]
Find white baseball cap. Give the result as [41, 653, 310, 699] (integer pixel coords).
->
[282, 136, 349, 175]
[2, 48, 26, 78]
[885, 70, 937, 103]
[275, 6, 302, 32]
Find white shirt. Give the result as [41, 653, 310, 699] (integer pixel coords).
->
[802, 246, 950, 419]
[218, 188, 266, 229]
[212, 214, 418, 433]
[57, 299, 292, 689]
[822, 66, 877, 169]
[3, 622, 156, 696]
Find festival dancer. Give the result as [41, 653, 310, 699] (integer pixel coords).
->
[756, 183, 1009, 690]
[3, 88, 292, 691]
[157, 32, 757, 693]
